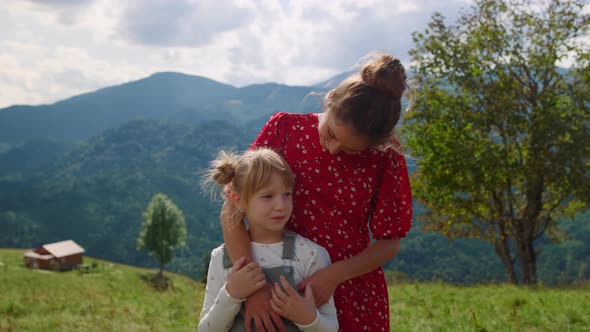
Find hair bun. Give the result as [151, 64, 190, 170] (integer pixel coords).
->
[360, 54, 407, 100]
[213, 164, 235, 184]
[211, 151, 237, 185]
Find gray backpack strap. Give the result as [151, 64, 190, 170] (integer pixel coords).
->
[221, 245, 233, 269]
[282, 231, 296, 260]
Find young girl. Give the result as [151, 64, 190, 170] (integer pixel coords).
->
[199, 149, 338, 332]
[223, 53, 413, 332]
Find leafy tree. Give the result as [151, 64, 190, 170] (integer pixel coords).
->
[404, 0, 589, 285]
[137, 193, 187, 277]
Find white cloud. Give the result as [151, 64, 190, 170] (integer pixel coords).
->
[117, 0, 253, 47]
[0, 0, 479, 108]
[0, 39, 146, 107]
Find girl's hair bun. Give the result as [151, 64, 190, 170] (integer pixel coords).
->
[360, 54, 407, 100]
[211, 151, 237, 185]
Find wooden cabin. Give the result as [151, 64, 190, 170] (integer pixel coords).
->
[24, 240, 85, 271]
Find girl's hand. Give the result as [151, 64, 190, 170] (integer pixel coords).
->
[226, 257, 266, 300]
[297, 266, 341, 307]
[271, 276, 317, 325]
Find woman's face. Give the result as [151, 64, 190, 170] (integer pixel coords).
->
[318, 109, 370, 155]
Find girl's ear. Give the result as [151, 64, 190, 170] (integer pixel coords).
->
[326, 89, 335, 106]
[229, 191, 241, 208]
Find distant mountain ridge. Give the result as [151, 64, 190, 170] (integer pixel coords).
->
[0, 72, 326, 144]
[1, 67, 586, 285]
[0, 119, 254, 278]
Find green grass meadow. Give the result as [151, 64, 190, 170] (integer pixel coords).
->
[0, 249, 205, 331]
[1, 249, 589, 331]
[389, 281, 590, 331]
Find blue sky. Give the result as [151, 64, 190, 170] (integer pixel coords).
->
[4, 0, 578, 109]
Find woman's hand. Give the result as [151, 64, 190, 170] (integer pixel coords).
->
[271, 276, 317, 325]
[226, 257, 266, 300]
[244, 286, 287, 332]
[299, 239, 401, 307]
[297, 266, 341, 307]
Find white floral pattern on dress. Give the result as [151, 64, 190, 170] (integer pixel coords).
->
[251, 112, 413, 332]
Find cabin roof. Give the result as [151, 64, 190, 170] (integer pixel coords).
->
[41, 240, 85, 258]
[24, 250, 54, 260]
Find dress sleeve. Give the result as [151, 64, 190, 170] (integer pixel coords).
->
[250, 112, 290, 151]
[369, 147, 413, 240]
[198, 247, 243, 332]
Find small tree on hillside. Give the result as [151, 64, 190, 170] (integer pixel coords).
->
[137, 193, 187, 278]
[405, 0, 589, 285]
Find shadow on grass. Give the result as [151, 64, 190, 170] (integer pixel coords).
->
[139, 272, 174, 291]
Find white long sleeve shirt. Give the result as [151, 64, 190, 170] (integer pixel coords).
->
[198, 234, 338, 332]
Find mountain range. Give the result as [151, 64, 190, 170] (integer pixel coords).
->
[0, 71, 587, 284]
[0, 72, 323, 144]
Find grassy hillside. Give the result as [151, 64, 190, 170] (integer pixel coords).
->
[2, 249, 589, 331]
[389, 280, 590, 331]
[0, 249, 204, 331]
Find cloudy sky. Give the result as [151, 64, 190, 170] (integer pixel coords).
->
[0, 0, 477, 108]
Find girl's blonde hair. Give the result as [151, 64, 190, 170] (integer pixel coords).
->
[204, 148, 295, 206]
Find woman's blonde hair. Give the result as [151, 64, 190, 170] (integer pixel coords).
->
[204, 148, 294, 206]
[328, 52, 409, 148]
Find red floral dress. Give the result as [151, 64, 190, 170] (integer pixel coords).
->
[251, 112, 413, 332]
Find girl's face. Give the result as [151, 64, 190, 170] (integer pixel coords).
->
[318, 109, 370, 155]
[241, 172, 293, 243]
